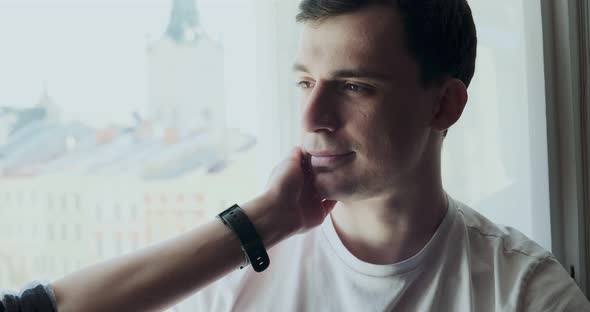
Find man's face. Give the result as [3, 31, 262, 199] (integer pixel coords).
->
[295, 5, 438, 201]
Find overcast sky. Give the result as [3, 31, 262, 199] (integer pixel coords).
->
[0, 0, 259, 134]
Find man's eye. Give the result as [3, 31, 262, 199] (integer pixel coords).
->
[296, 81, 313, 89]
[342, 82, 368, 93]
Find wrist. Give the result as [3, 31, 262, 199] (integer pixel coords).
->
[240, 193, 298, 248]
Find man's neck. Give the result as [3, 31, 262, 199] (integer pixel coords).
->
[330, 182, 448, 265]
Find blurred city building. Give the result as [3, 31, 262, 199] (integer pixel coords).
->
[0, 0, 257, 288]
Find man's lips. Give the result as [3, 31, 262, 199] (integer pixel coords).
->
[308, 151, 355, 167]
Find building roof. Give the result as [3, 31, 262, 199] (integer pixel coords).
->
[164, 0, 201, 43]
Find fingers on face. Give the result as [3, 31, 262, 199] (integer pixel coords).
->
[290, 146, 313, 171]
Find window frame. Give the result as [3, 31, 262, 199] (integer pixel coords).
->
[541, 0, 590, 296]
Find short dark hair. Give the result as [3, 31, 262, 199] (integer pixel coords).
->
[296, 0, 477, 89]
[296, 0, 477, 137]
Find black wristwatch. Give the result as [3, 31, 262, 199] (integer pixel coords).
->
[217, 204, 270, 272]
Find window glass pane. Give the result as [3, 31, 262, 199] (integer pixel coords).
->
[441, 0, 551, 250]
[0, 0, 274, 292]
[0, 1, 553, 304]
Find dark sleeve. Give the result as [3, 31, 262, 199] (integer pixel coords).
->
[0, 285, 56, 312]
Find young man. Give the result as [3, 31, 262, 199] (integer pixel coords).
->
[3, 0, 589, 311]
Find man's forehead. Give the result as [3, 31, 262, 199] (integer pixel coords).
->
[301, 16, 391, 51]
[295, 6, 405, 73]
[301, 6, 402, 43]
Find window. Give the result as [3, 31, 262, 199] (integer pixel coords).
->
[441, 0, 551, 251]
[0, 0, 555, 304]
[0, 0, 275, 291]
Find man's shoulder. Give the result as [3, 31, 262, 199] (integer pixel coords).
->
[452, 199, 552, 261]
[452, 204, 590, 311]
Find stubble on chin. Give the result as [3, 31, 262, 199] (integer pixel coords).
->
[312, 170, 361, 202]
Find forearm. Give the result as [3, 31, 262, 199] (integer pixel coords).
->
[51, 194, 290, 312]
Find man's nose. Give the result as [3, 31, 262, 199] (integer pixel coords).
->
[301, 83, 342, 133]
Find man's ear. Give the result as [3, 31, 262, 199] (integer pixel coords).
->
[431, 79, 468, 133]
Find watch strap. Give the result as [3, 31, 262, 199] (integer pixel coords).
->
[218, 204, 270, 272]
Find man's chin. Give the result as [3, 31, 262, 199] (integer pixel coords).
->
[313, 175, 355, 201]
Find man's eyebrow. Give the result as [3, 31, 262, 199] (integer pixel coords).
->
[292, 63, 309, 73]
[292, 63, 390, 82]
[330, 69, 391, 81]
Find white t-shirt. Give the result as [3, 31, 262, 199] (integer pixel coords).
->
[177, 196, 590, 311]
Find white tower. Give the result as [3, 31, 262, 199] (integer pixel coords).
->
[147, 0, 224, 132]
